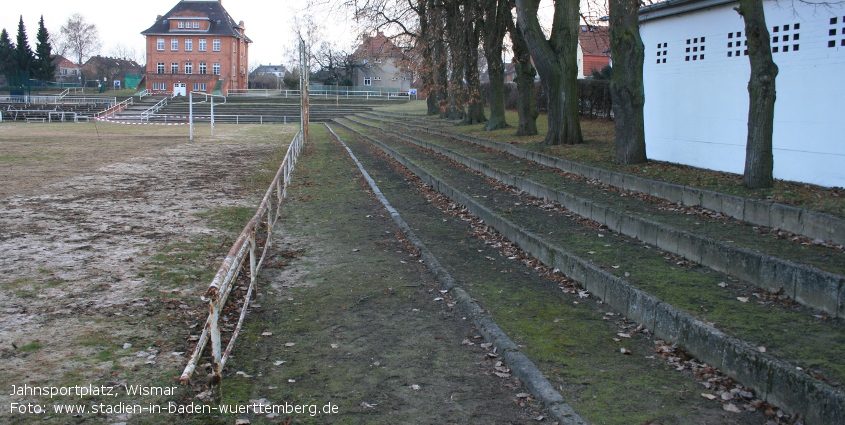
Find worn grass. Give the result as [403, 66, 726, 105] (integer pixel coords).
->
[376, 101, 845, 218]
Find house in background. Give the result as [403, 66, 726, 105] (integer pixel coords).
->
[249, 64, 287, 89]
[578, 25, 611, 78]
[52, 55, 82, 85]
[81, 56, 143, 90]
[141, 0, 251, 96]
[351, 32, 413, 91]
[639, 0, 845, 187]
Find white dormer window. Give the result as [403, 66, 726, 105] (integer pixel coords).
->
[178, 21, 184, 29]
[193, 21, 199, 29]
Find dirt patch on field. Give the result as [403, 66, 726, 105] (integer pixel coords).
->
[0, 123, 295, 423]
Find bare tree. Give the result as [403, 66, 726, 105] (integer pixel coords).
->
[109, 43, 142, 64]
[515, 0, 583, 145]
[478, 0, 512, 130]
[608, 0, 646, 164]
[736, 0, 777, 189]
[508, 18, 539, 136]
[59, 13, 101, 66]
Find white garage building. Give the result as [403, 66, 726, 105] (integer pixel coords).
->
[639, 0, 845, 187]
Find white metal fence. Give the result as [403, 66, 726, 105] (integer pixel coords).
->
[180, 128, 306, 386]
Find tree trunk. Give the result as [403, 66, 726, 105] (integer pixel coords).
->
[461, 30, 487, 125]
[481, 0, 510, 131]
[510, 21, 538, 136]
[515, 0, 582, 145]
[737, 0, 778, 189]
[485, 62, 508, 130]
[609, 0, 647, 165]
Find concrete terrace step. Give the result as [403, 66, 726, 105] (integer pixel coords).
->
[345, 114, 845, 318]
[333, 117, 845, 424]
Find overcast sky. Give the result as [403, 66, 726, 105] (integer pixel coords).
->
[0, 0, 356, 66]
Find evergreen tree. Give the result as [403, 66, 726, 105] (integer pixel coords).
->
[34, 15, 56, 82]
[0, 29, 15, 84]
[14, 16, 34, 79]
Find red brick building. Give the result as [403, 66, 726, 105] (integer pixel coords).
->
[141, 0, 251, 95]
[578, 26, 611, 78]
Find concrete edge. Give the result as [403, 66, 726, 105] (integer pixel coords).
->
[325, 123, 589, 425]
[338, 120, 845, 425]
[363, 111, 845, 247]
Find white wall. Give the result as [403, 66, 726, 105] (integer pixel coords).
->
[640, 1, 845, 187]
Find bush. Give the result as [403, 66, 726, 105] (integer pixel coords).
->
[481, 78, 612, 119]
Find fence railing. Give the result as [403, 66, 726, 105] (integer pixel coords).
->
[95, 97, 133, 119]
[227, 88, 413, 100]
[180, 128, 306, 386]
[0, 95, 118, 105]
[141, 97, 169, 121]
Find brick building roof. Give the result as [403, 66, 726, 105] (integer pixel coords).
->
[141, 0, 252, 43]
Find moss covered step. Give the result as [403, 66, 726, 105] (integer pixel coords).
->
[342, 114, 845, 318]
[327, 124, 774, 425]
[334, 120, 845, 424]
[365, 110, 845, 247]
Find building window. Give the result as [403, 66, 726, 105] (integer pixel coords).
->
[178, 21, 184, 29]
[363, 77, 372, 86]
[171, 38, 179, 51]
[213, 39, 221, 51]
[185, 62, 193, 74]
[157, 62, 165, 74]
[199, 39, 207, 51]
[199, 62, 207, 74]
[157, 38, 165, 51]
[193, 21, 199, 29]
[193, 83, 199, 91]
[171, 62, 179, 74]
[185, 39, 193, 52]
[374, 76, 381, 81]
[153, 82, 158, 90]
[212, 62, 221, 75]
[201, 83, 206, 91]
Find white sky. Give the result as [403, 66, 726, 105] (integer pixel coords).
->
[0, 0, 356, 66]
[1, 0, 571, 67]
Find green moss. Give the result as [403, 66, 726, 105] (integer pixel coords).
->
[18, 341, 43, 352]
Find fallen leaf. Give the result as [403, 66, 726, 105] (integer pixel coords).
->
[617, 333, 631, 338]
[261, 332, 273, 337]
[331, 343, 339, 349]
[757, 346, 766, 353]
[516, 393, 530, 399]
[235, 419, 250, 425]
[361, 402, 377, 408]
[236, 371, 253, 378]
[284, 342, 296, 347]
[494, 371, 511, 378]
[737, 297, 749, 303]
[722, 403, 741, 413]
[274, 360, 286, 366]
[701, 393, 717, 400]
[718, 282, 728, 288]
[410, 384, 421, 391]
[620, 348, 632, 355]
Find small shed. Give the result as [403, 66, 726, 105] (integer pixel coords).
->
[639, 0, 845, 187]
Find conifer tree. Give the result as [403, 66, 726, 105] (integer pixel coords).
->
[34, 15, 57, 82]
[0, 29, 15, 84]
[14, 16, 34, 78]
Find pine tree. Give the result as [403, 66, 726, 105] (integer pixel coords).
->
[0, 29, 15, 84]
[34, 15, 56, 82]
[14, 16, 34, 80]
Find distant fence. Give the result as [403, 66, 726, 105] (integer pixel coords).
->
[228, 87, 413, 100]
[180, 129, 306, 386]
